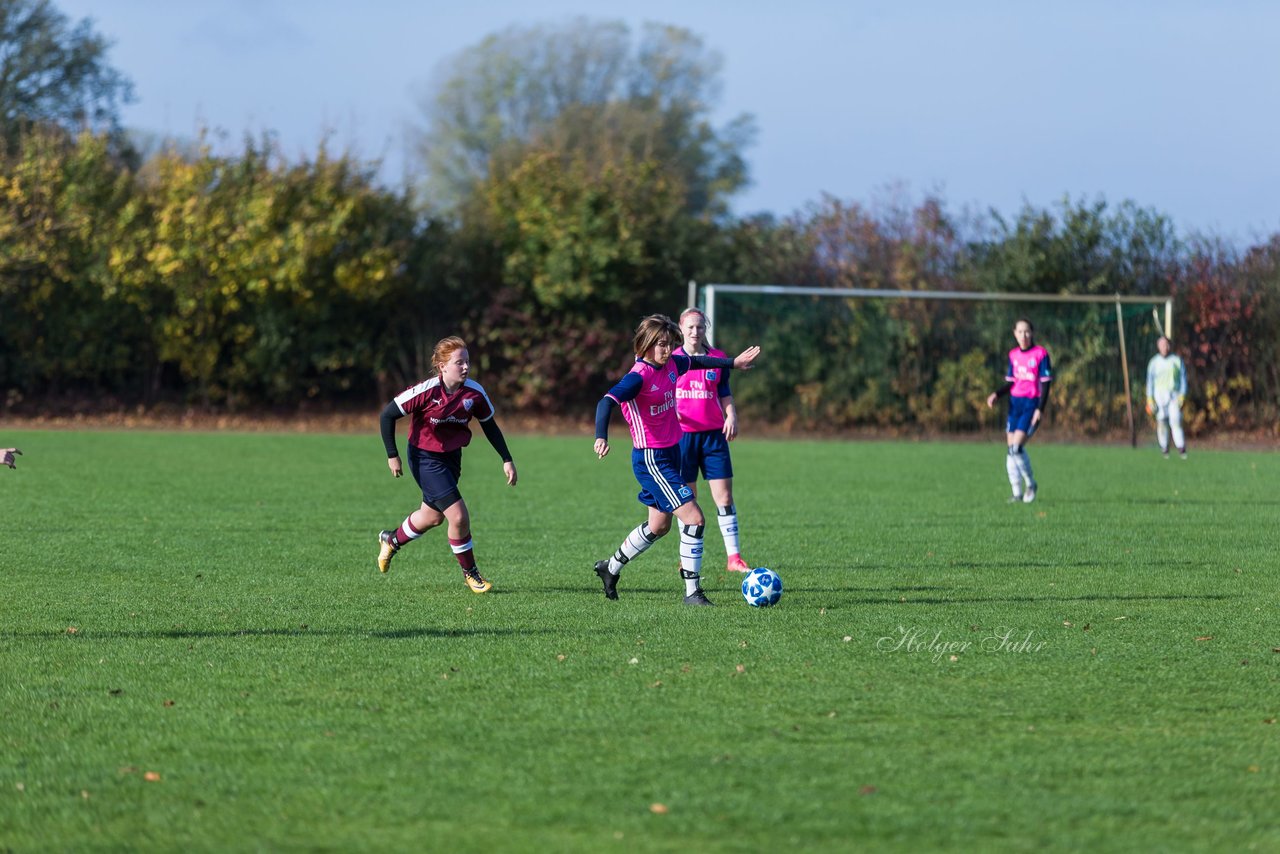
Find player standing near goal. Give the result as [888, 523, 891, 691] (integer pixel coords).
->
[673, 307, 752, 573]
[1145, 336, 1188, 459]
[376, 336, 517, 593]
[986, 318, 1052, 503]
[593, 314, 761, 605]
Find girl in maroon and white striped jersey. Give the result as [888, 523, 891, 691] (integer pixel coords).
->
[376, 336, 517, 593]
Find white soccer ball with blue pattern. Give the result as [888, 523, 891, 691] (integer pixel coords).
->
[742, 567, 782, 607]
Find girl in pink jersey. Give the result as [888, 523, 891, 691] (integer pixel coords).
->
[593, 314, 761, 605]
[986, 318, 1052, 503]
[376, 336, 517, 593]
[674, 307, 751, 573]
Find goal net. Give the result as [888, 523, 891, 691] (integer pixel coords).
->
[695, 284, 1172, 440]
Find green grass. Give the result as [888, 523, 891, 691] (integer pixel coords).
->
[1, 429, 1276, 852]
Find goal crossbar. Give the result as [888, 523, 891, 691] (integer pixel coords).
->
[692, 282, 1172, 331]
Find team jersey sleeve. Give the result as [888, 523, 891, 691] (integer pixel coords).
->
[717, 367, 733, 399]
[604, 371, 643, 404]
[1146, 358, 1157, 399]
[466, 380, 497, 422]
[1038, 351, 1053, 381]
[1177, 357, 1187, 395]
[1005, 354, 1015, 383]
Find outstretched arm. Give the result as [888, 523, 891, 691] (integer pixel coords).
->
[685, 346, 762, 373]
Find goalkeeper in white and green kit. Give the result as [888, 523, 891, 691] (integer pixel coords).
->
[1145, 336, 1188, 459]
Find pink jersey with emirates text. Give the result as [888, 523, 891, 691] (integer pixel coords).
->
[1006, 345, 1052, 399]
[394, 377, 495, 453]
[608, 359, 683, 449]
[673, 345, 728, 432]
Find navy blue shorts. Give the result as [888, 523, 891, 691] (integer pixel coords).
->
[631, 445, 696, 513]
[407, 445, 464, 510]
[679, 429, 734, 483]
[1006, 396, 1041, 436]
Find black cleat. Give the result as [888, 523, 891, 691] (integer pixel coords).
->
[594, 559, 619, 600]
[683, 589, 715, 606]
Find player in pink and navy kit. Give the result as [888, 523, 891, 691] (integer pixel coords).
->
[986, 318, 1052, 503]
[674, 307, 752, 573]
[376, 336, 517, 593]
[593, 314, 761, 605]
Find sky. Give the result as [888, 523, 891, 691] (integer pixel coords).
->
[55, 0, 1280, 242]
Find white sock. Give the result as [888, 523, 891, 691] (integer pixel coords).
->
[1170, 421, 1185, 452]
[1017, 449, 1034, 486]
[1005, 453, 1022, 496]
[716, 504, 740, 556]
[609, 523, 657, 574]
[680, 524, 704, 594]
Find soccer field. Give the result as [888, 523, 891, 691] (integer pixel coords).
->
[1, 429, 1276, 852]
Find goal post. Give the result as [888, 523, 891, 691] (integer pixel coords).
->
[690, 282, 1174, 445]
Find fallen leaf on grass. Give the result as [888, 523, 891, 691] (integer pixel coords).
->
[1263, 718, 1276, 725]
[163, 700, 175, 707]
[1195, 636, 1213, 642]
[859, 785, 877, 796]
[143, 772, 161, 782]
[66, 627, 78, 634]
[735, 664, 745, 674]
[649, 803, 668, 814]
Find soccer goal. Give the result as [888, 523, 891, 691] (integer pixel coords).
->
[687, 281, 1173, 444]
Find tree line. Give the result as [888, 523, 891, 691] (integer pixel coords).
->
[2, 126, 1276, 435]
